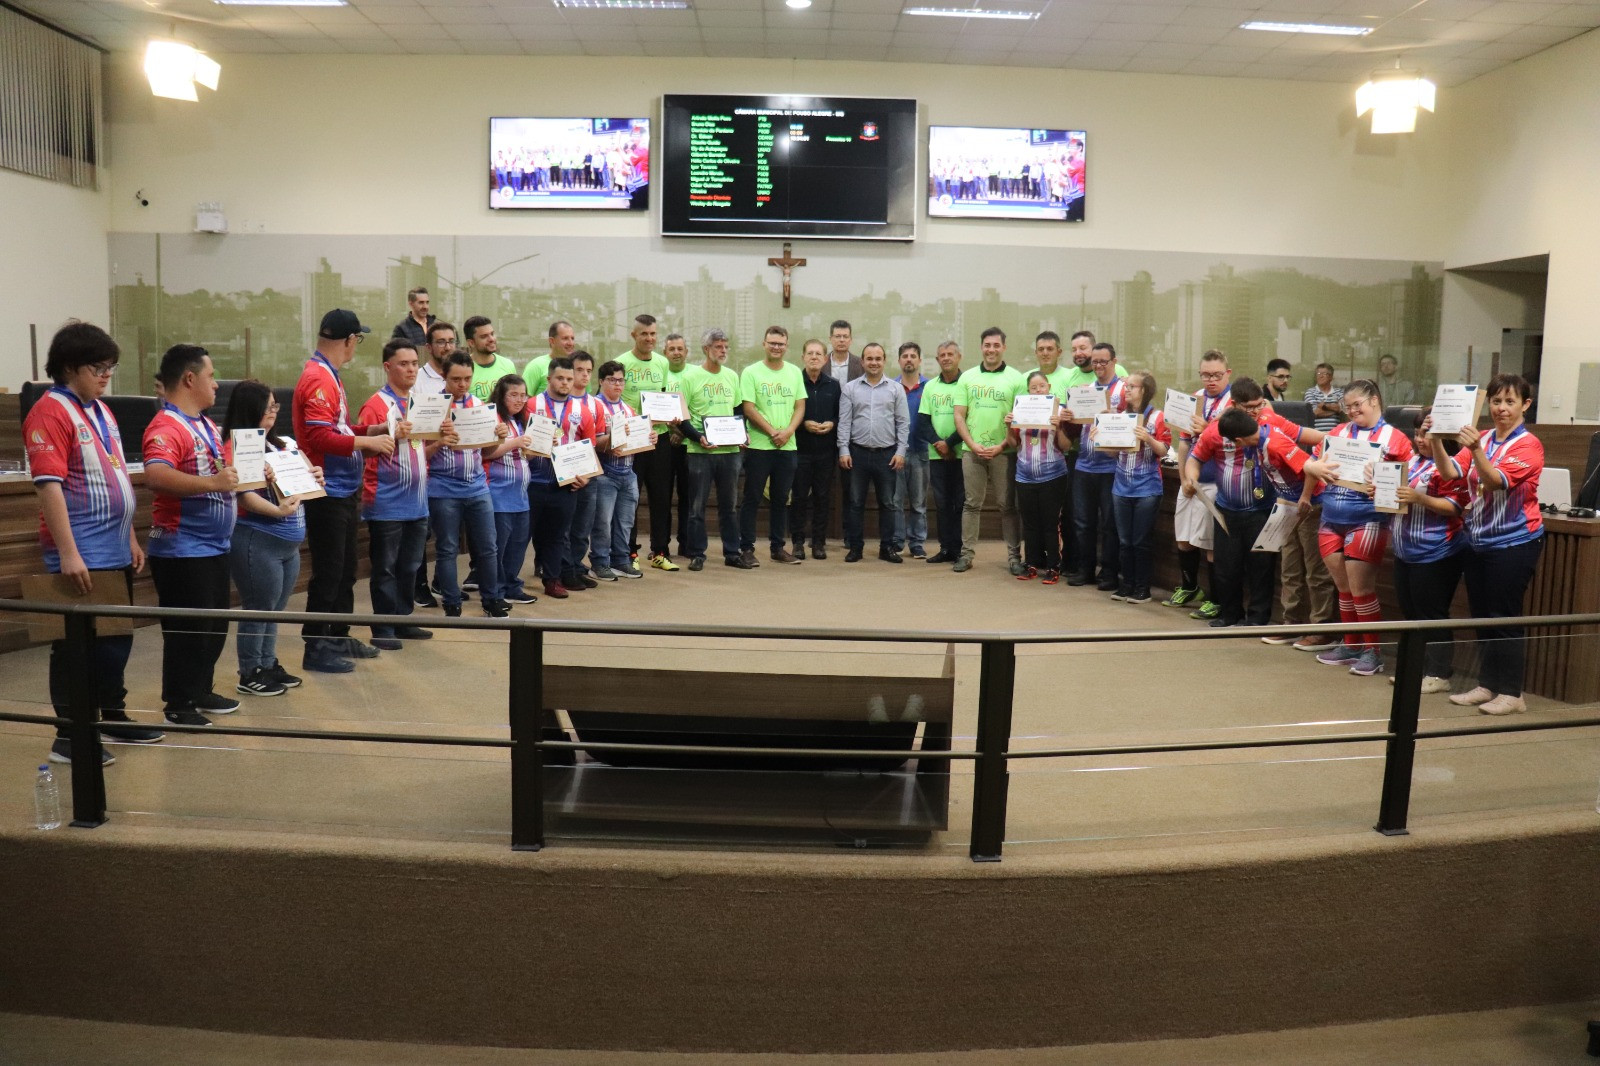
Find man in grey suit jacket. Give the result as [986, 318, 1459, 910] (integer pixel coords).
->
[826, 319, 864, 384]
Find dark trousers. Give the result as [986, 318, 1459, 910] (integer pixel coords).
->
[1393, 554, 1464, 679]
[1113, 493, 1161, 597]
[928, 456, 965, 556]
[686, 451, 742, 559]
[740, 448, 798, 552]
[302, 493, 358, 648]
[790, 448, 836, 548]
[49, 568, 133, 737]
[1213, 507, 1275, 625]
[634, 442, 675, 557]
[1463, 538, 1544, 697]
[844, 445, 896, 551]
[528, 481, 578, 584]
[368, 518, 427, 637]
[1017, 475, 1068, 571]
[672, 443, 691, 552]
[149, 553, 231, 711]
[1058, 454, 1077, 573]
[1072, 468, 1119, 584]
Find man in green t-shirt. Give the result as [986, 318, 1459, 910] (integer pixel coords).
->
[919, 340, 966, 564]
[1060, 329, 1127, 387]
[463, 315, 516, 402]
[523, 319, 577, 399]
[738, 325, 806, 566]
[677, 327, 744, 571]
[953, 326, 1024, 574]
[616, 314, 680, 570]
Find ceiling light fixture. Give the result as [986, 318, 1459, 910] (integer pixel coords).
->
[786, 0, 812, 8]
[553, 0, 691, 8]
[1241, 20, 1373, 36]
[902, 6, 1040, 20]
[1356, 67, 1435, 133]
[144, 39, 221, 101]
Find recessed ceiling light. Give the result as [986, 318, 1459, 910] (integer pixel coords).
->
[903, 6, 1040, 20]
[1240, 20, 1373, 36]
[786, 0, 812, 8]
[213, 0, 346, 6]
[553, 0, 691, 7]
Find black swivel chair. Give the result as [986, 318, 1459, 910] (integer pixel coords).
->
[1384, 406, 1423, 439]
[18, 380, 56, 423]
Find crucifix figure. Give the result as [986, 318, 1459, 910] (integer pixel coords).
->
[768, 242, 806, 309]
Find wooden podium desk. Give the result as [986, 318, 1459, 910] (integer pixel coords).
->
[1524, 514, 1600, 704]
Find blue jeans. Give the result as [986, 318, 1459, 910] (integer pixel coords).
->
[228, 525, 302, 675]
[564, 482, 598, 580]
[892, 451, 929, 552]
[740, 448, 798, 553]
[495, 509, 531, 599]
[367, 517, 427, 637]
[686, 451, 742, 560]
[1073, 468, 1119, 584]
[1112, 494, 1160, 598]
[429, 494, 501, 609]
[844, 444, 897, 551]
[590, 469, 639, 569]
[528, 480, 578, 583]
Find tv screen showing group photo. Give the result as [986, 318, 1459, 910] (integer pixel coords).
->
[927, 126, 1086, 222]
[489, 117, 650, 211]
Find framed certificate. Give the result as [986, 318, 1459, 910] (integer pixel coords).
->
[1092, 412, 1138, 451]
[449, 404, 500, 450]
[1164, 389, 1198, 438]
[264, 449, 326, 501]
[610, 414, 655, 457]
[640, 391, 688, 423]
[1372, 461, 1405, 513]
[1428, 384, 1482, 438]
[1322, 437, 1382, 492]
[230, 428, 268, 491]
[1065, 385, 1108, 424]
[1250, 500, 1299, 553]
[703, 416, 748, 447]
[1010, 394, 1057, 430]
[523, 414, 558, 458]
[19, 571, 136, 641]
[552, 439, 602, 486]
[406, 392, 452, 441]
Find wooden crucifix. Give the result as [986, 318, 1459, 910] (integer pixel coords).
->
[768, 242, 806, 308]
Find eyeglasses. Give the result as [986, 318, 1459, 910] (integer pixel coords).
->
[86, 362, 116, 377]
[1199, 371, 1226, 382]
[353, 334, 366, 345]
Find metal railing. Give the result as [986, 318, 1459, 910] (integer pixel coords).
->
[3, 599, 1600, 861]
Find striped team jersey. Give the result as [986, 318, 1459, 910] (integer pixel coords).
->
[235, 439, 308, 543]
[24, 387, 137, 571]
[1014, 424, 1067, 484]
[358, 387, 429, 521]
[1317, 420, 1414, 526]
[292, 354, 362, 498]
[143, 404, 236, 558]
[1184, 386, 1234, 484]
[427, 395, 490, 500]
[527, 391, 602, 485]
[1457, 426, 1544, 550]
[1391, 457, 1467, 564]
[486, 412, 531, 513]
[1113, 408, 1170, 498]
[1074, 377, 1126, 475]
[597, 397, 636, 475]
[1190, 419, 1306, 512]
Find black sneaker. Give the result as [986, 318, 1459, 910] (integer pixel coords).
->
[370, 637, 404, 652]
[443, 603, 462, 618]
[343, 639, 381, 659]
[99, 712, 164, 744]
[164, 708, 213, 727]
[484, 600, 511, 618]
[507, 590, 539, 604]
[267, 661, 302, 688]
[688, 556, 706, 572]
[413, 588, 438, 609]
[395, 626, 434, 640]
[303, 648, 355, 674]
[237, 668, 287, 697]
[461, 579, 480, 593]
[195, 691, 241, 714]
[51, 737, 114, 765]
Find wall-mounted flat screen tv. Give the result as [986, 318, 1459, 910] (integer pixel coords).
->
[489, 117, 650, 211]
[927, 126, 1085, 222]
[660, 94, 917, 241]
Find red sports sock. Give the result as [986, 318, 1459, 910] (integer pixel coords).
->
[1338, 594, 1359, 647]
[1353, 593, 1382, 651]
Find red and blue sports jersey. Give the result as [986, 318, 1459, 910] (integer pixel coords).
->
[1391, 456, 1467, 564]
[526, 391, 601, 486]
[233, 439, 308, 543]
[1190, 419, 1307, 512]
[292, 354, 362, 499]
[597, 398, 635, 476]
[1456, 426, 1544, 550]
[1316, 420, 1413, 526]
[1014, 424, 1068, 484]
[1113, 408, 1170, 498]
[487, 412, 532, 513]
[427, 395, 490, 500]
[1184, 386, 1233, 484]
[143, 404, 236, 558]
[25, 387, 137, 571]
[1074, 377, 1126, 475]
[358, 388, 429, 521]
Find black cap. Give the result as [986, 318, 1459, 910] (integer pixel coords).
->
[318, 308, 371, 340]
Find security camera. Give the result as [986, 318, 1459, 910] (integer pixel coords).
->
[135, 189, 149, 207]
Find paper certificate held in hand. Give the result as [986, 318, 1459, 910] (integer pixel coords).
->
[552, 439, 602, 486]
[1372, 462, 1405, 513]
[1428, 384, 1482, 438]
[702, 415, 748, 448]
[1065, 385, 1109, 424]
[1322, 437, 1383, 491]
[610, 414, 655, 456]
[264, 449, 325, 501]
[1010, 393, 1058, 430]
[406, 392, 452, 441]
[1164, 389, 1198, 437]
[1092, 412, 1138, 451]
[449, 403, 500, 450]
[230, 428, 268, 491]
[640, 390, 688, 423]
[523, 415, 558, 458]
[1251, 500, 1300, 553]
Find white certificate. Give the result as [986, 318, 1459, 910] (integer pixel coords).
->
[702, 415, 748, 447]
[406, 392, 452, 441]
[1164, 389, 1199, 437]
[610, 414, 655, 456]
[640, 390, 688, 422]
[1092, 412, 1138, 451]
[523, 415, 558, 458]
[1197, 484, 1230, 535]
[1251, 500, 1300, 553]
[1428, 384, 1482, 437]
[230, 428, 267, 491]
[1373, 461, 1405, 513]
[552, 439, 602, 486]
[264, 449, 325, 500]
[1065, 385, 1109, 424]
[1322, 437, 1382, 491]
[1010, 393, 1058, 429]
[449, 403, 500, 450]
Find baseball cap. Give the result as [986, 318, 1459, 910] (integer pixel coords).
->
[319, 309, 371, 340]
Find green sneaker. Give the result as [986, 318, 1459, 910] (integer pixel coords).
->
[952, 555, 974, 573]
[1189, 600, 1220, 620]
[1163, 585, 1203, 608]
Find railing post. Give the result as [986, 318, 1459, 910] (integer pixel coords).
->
[62, 612, 107, 828]
[1375, 629, 1427, 836]
[508, 626, 546, 851]
[969, 640, 1016, 862]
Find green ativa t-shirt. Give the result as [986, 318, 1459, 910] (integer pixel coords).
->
[682, 365, 742, 455]
[616, 350, 668, 412]
[738, 360, 805, 451]
[920, 375, 965, 460]
[1061, 363, 1129, 389]
[521, 355, 551, 398]
[470, 354, 518, 403]
[957, 364, 1026, 454]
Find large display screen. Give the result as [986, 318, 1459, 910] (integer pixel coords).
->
[927, 125, 1086, 222]
[489, 117, 650, 211]
[660, 94, 917, 241]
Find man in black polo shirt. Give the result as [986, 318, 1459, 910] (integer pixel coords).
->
[390, 287, 435, 350]
[790, 337, 841, 560]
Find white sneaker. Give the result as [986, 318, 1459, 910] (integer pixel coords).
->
[1420, 675, 1451, 694]
[1478, 694, 1526, 715]
[1449, 686, 1494, 707]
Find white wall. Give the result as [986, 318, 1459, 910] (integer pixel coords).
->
[0, 168, 110, 385]
[1437, 269, 1546, 386]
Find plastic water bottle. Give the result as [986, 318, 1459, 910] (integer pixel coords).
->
[34, 764, 61, 831]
